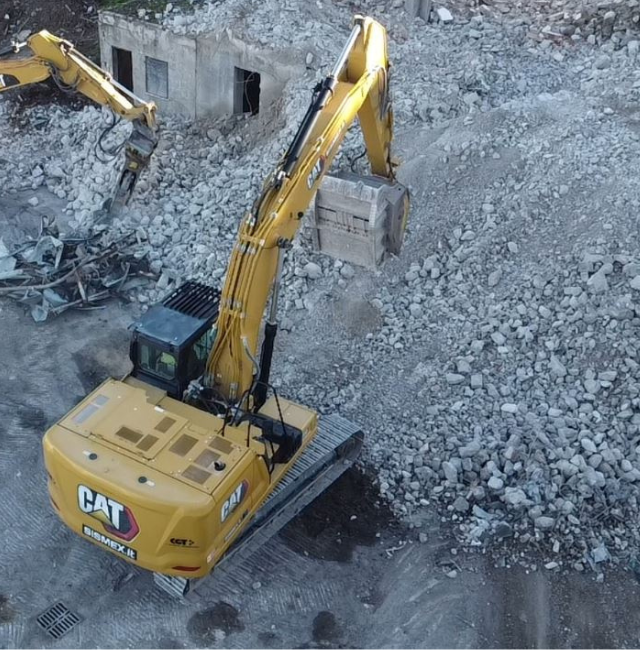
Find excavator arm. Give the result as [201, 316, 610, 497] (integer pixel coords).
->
[203, 15, 408, 407]
[0, 30, 158, 211]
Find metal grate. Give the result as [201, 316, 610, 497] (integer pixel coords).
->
[37, 602, 82, 640]
[169, 434, 197, 456]
[195, 448, 220, 469]
[116, 426, 144, 444]
[155, 416, 176, 433]
[182, 464, 211, 485]
[209, 436, 234, 455]
[137, 434, 158, 451]
[162, 281, 220, 321]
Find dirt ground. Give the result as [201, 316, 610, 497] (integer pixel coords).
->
[0, 0, 98, 50]
[2, 191, 640, 648]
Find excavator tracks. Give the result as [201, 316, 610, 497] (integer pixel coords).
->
[153, 413, 364, 599]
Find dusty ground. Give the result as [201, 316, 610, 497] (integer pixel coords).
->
[3, 191, 640, 649]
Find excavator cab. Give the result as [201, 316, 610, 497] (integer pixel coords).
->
[129, 281, 220, 399]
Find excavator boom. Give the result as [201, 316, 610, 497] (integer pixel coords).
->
[204, 16, 406, 405]
[0, 30, 158, 211]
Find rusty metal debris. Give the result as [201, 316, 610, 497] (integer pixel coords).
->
[0, 217, 154, 321]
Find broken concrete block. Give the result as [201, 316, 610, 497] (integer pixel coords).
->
[311, 171, 409, 268]
[436, 6, 453, 23]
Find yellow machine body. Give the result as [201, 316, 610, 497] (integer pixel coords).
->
[44, 376, 316, 577]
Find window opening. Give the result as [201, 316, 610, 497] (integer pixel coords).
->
[112, 47, 133, 91]
[139, 343, 176, 380]
[234, 67, 260, 115]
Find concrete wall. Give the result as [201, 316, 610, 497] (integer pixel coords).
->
[98, 12, 304, 120]
[99, 12, 197, 118]
[195, 29, 303, 119]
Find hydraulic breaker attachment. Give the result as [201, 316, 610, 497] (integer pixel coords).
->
[108, 121, 159, 213]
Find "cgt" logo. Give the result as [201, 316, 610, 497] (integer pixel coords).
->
[221, 480, 249, 523]
[77, 485, 139, 541]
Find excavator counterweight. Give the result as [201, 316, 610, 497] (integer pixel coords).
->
[42, 16, 408, 597]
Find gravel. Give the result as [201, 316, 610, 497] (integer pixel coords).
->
[5, 0, 640, 572]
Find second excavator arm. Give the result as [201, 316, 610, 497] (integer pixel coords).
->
[0, 30, 158, 211]
[199, 16, 408, 412]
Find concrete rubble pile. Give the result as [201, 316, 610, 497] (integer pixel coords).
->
[6, 0, 640, 571]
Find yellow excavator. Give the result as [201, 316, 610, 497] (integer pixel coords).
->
[42, 16, 409, 597]
[0, 30, 158, 211]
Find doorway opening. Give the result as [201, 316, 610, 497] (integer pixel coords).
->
[234, 67, 260, 116]
[112, 47, 133, 92]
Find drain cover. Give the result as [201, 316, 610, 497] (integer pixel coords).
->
[36, 602, 82, 639]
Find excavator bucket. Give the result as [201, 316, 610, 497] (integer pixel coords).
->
[311, 171, 409, 268]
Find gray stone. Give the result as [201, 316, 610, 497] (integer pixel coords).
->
[550, 355, 567, 377]
[340, 264, 355, 279]
[488, 270, 502, 287]
[584, 378, 600, 395]
[445, 373, 465, 385]
[491, 332, 506, 345]
[493, 521, 513, 539]
[501, 403, 518, 414]
[459, 440, 481, 458]
[470, 373, 483, 389]
[594, 54, 611, 70]
[504, 487, 529, 507]
[587, 270, 608, 293]
[488, 476, 504, 490]
[304, 262, 322, 279]
[456, 359, 471, 374]
[442, 461, 458, 483]
[453, 496, 469, 512]
[534, 516, 556, 531]
[436, 6, 453, 23]
[592, 542, 609, 563]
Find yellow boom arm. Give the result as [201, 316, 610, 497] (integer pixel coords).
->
[0, 30, 158, 211]
[204, 16, 404, 406]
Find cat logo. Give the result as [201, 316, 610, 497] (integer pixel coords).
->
[77, 485, 139, 542]
[306, 156, 326, 190]
[221, 480, 249, 523]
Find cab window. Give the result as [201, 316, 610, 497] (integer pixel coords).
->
[139, 343, 176, 380]
[187, 328, 216, 378]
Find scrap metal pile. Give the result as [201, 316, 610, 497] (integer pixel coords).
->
[0, 218, 153, 321]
